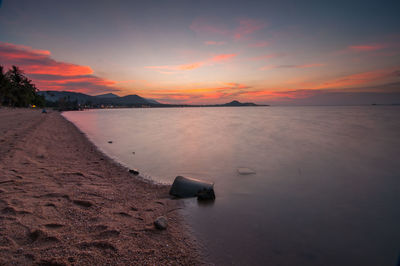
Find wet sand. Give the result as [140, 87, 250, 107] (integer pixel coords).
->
[0, 108, 203, 265]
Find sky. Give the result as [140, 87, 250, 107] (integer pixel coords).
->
[0, 0, 400, 104]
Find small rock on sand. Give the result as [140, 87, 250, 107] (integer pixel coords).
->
[108, 141, 113, 144]
[237, 167, 256, 175]
[129, 169, 139, 175]
[154, 216, 168, 230]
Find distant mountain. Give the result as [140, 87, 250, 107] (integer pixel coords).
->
[95, 93, 119, 98]
[38, 91, 160, 106]
[38, 91, 264, 108]
[222, 100, 258, 106]
[146, 98, 160, 104]
[38, 91, 93, 104]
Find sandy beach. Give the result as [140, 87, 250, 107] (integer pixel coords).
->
[0, 108, 203, 265]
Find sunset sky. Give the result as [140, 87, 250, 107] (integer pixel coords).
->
[0, 0, 399, 104]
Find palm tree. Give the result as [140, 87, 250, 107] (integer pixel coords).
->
[0, 65, 45, 107]
[5, 66, 37, 107]
[0, 66, 13, 106]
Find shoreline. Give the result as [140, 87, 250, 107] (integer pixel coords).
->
[0, 108, 204, 265]
[61, 111, 170, 187]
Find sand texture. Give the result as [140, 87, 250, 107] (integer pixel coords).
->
[0, 108, 203, 265]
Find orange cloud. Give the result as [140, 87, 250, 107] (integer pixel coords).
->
[211, 53, 237, 62]
[317, 67, 399, 89]
[260, 63, 324, 70]
[133, 81, 253, 104]
[222, 82, 249, 89]
[348, 44, 386, 52]
[23, 64, 93, 76]
[145, 54, 237, 73]
[178, 62, 205, 70]
[0, 41, 119, 94]
[204, 41, 226, 45]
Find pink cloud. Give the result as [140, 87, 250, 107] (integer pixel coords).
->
[0, 42, 93, 76]
[0, 41, 119, 94]
[234, 19, 266, 40]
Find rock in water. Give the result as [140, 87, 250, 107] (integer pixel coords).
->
[108, 141, 113, 144]
[154, 216, 168, 230]
[197, 188, 216, 201]
[129, 169, 139, 175]
[169, 176, 215, 199]
[237, 167, 256, 175]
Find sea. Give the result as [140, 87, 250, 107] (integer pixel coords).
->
[63, 106, 400, 266]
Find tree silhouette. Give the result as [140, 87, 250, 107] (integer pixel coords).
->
[0, 66, 11, 105]
[0, 65, 45, 107]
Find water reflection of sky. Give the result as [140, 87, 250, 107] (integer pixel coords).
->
[63, 106, 400, 265]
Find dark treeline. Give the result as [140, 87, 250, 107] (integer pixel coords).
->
[0, 65, 45, 107]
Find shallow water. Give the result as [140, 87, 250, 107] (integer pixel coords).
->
[63, 106, 400, 265]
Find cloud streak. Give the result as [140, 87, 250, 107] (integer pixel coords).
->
[190, 18, 266, 40]
[234, 19, 266, 40]
[348, 44, 386, 52]
[204, 41, 226, 46]
[316, 67, 399, 89]
[260, 63, 324, 70]
[248, 41, 269, 48]
[0, 42, 119, 94]
[145, 53, 237, 74]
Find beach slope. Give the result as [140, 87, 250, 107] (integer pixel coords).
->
[0, 108, 201, 265]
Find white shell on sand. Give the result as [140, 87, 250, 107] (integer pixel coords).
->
[237, 168, 256, 175]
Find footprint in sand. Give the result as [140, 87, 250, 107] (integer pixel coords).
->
[44, 223, 64, 229]
[2, 206, 17, 215]
[97, 229, 120, 239]
[28, 229, 60, 244]
[72, 200, 93, 208]
[115, 211, 131, 217]
[78, 241, 117, 252]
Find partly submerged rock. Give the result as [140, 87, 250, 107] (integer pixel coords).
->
[197, 188, 216, 201]
[129, 169, 139, 175]
[170, 176, 215, 199]
[237, 167, 256, 175]
[154, 216, 168, 230]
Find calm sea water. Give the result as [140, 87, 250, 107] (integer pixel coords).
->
[63, 106, 400, 266]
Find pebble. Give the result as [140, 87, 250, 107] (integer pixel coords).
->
[154, 216, 168, 230]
